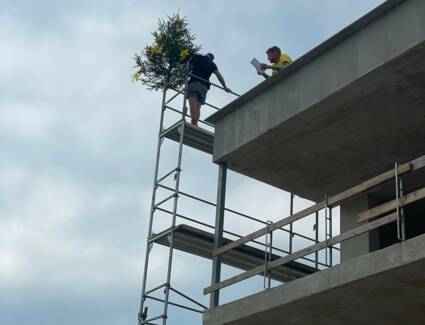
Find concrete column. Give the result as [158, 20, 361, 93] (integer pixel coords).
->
[210, 163, 227, 308]
[340, 194, 380, 262]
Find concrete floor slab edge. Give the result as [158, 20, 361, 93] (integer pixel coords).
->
[203, 232, 425, 325]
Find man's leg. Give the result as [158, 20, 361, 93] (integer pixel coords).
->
[193, 100, 201, 126]
[188, 97, 201, 125]
[192, 85, 207, 126]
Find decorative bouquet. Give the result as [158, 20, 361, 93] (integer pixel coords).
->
[132, 13, 201, 91]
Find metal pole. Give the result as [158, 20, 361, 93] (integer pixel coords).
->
[188, 72, 241, 97]
[399, 177, 406, 241]
[269, 226, 273, 289]
[395, 163, 406, 241]
[324, 195, 329, 266]
[162, 65, 190, 325]
[264, 221, 273, 289]
[314, 211, 319, 269]
[138, 88, 168, 325]
[289, 193, 294, 254]
[329, 206, 333, 267]
[210, 163, 227, 308]
[395, 163, 401, 241]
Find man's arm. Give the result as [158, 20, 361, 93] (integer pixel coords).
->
[258, 70, 269, 79]
[273, 61, 290, 71]
[213, 69, 231, 93]
[259, 61, 290, 79]
[261, 61, 290, 71]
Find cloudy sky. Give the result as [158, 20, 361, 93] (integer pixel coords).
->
[1, 0, 385, 324]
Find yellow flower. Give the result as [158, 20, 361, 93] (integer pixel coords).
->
[132, 70, 142, 82]
[152, 44, 162, 54]
[180, 48, 190, 61]
[144, 46, 152, 57]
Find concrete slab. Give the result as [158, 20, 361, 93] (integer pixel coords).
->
[207, 0, 425, 202]
[203, 232, 425, 325]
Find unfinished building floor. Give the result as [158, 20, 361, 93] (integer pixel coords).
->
[204, 233, 425, 325]
[207, 0, 425, 202]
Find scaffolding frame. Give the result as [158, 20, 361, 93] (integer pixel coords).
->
[204, 154, 425, 301]
[137, 64, 338, 324]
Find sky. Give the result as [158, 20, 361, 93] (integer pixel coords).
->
[0, 0, 385, 324]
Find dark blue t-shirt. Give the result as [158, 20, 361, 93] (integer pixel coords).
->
[189, 54, 217, 89]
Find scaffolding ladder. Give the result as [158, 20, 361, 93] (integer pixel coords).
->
[137, 65, 330, 325]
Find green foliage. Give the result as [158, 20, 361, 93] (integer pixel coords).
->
[132, 13, 201, 91]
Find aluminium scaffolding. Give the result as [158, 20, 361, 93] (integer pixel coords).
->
[137, 64, 336, 325]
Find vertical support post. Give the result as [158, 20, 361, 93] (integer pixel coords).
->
[210, 163, 227, 308]
[395, 163, 406, 241]
[138, 88, 168, 325]
[324, 195, 329, 267]
[328, 206, 333, 267]
[399, 177, 406, 241]
[264, 221, 273, 289]
[314, 211, 319, 269]
[289, 193, 294, 254]
[268, 225, 273, 289]
[395, 163, 401, 240]
[161, 66, 190, 325]
[182, 61, 190, 119]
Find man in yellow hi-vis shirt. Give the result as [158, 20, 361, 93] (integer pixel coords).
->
[259, 46, 292, 79]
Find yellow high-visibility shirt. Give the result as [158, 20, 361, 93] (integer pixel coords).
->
[272, 54, 293, 76]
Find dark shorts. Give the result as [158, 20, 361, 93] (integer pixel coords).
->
[187, 81, 208, 105]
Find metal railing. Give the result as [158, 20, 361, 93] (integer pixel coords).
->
[203, 154, 425, 303]
[138, 63, 337, 324]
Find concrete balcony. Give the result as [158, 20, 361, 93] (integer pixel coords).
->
[207, 0, 425, 202]
[203, 233, 425, 325]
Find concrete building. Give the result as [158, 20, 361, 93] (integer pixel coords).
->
[203, 0, 425, 323]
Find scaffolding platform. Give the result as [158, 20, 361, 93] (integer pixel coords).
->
[161, 121, 214, 155]
[151, 224, 317, 283]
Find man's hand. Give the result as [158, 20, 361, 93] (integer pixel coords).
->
[257, 70, 269, 79]
[260, 63, 271, 70]
[214, 69, 232, 93]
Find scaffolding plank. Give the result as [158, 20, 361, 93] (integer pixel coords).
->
[213, 157, 420, 258]
[358, 186, 425, 223]
[162, 121, 214, 154]
[152, 224, 316, 283]
[204, 212, 398, 295]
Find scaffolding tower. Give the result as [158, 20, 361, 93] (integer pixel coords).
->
[137, 64, 336, 325]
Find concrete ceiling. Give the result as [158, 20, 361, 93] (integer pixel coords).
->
[215, 42, 425, 202]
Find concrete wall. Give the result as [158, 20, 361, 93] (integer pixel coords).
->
[340, 195, 381, 262]
[211, 0, 425, 162]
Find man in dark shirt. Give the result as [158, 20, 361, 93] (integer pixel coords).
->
[187, 53, 231, 126]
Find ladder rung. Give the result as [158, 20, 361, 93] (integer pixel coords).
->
[154, 193, 176, 209]
[142, 314, 164, 324]
[156, 168, 179, 184]
[143, 282, 167, 296]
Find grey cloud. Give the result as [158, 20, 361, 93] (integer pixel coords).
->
[0, 1, 384, 324]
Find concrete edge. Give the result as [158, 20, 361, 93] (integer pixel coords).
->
[203, 232, 425, 325]
[211, 39, 425, 168]
[206, 0, 406, 125]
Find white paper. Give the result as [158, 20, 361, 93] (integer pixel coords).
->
[250, 58, 264, 73]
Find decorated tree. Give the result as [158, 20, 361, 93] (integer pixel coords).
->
[132, 13, 201, 91]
